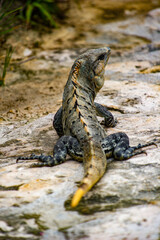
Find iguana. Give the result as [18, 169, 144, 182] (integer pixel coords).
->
[17, 47, 155, 207]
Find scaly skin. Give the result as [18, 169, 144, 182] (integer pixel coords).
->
[62, 48, 110, 207]
[17, 48, 156, 207]
[62, 48, 111, 207]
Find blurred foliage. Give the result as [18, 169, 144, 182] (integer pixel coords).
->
[0, 0, 74, 36]
[20, 0, 59, 27]
[0, 46, 14, 86]
[0, 0, 74, 85]
[0, 0, 22, 35]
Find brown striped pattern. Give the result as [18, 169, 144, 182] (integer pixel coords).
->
[71, 61, 90, 137]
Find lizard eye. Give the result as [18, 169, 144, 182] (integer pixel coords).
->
[97, 53, 106, 61]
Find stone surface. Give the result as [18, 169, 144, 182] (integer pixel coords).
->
[0, 2, 160, 240]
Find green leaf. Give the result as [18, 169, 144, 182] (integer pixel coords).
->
[3, 6, 22, 17]
[0, 0, 22, 20]
[0, 12, 6, 21]
[26, 4, 34, 25]
[0, 0, 14, 15]
[0, 27, 15, 36]
[1, 46, 14, 85]
[33, 2, 57, 27]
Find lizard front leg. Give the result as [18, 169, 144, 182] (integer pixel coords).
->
[53, 102, 116, 137]
[94, 102, 116, 127]
[53, 106, 64, 137]
[17, 136, 83, 167]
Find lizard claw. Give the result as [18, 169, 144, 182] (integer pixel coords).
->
[16, 156, 28, 163]
[134, 150, 147, 156]
[150, 142, 158, 148]
[142, 150, 147, 156]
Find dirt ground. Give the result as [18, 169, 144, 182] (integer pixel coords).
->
[0, 66, 68, 121]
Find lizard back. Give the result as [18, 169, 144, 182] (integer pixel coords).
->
[62, 48, 111, 207]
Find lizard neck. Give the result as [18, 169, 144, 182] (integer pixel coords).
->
[71, 60, 96, 102]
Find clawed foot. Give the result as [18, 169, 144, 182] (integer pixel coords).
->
[130, 140, 158, 158]
[134, 141, 158, 151]
[133, 150, 147, 157]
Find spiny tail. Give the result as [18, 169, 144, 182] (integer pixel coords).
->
[71, 155, 107, 207]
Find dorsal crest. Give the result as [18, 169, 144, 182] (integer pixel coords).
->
[71, 60, 82, 82]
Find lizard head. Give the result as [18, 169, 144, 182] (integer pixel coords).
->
[75, 47, 111, 94]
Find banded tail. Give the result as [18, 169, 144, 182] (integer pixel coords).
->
[71, 145, 107, 207]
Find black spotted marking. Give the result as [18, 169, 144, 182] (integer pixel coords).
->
[72, 80, 78, 88]
[83, 105, 89, 110]
[74, 89, 78, 97]
[104, 148, 113, 154]
[86, 131, 90, 136]
[78, 111, 83, 118]
[85, 173, 89, 178]
[70, 59, 95, 140]
[74, 100, 79, 109]
[79, 136, 84, 141]
[72, 79, 95, 98]
[79, 182, 87, 189]
[79, 96, 92, 107]
[67, 97, 72, 104]
[67, 89, 78, 106]
[83, 121, 87, 127]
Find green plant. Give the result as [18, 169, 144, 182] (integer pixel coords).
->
[0, 0, 22, 35]
[0, 0, 58, 36]
[22, 0, 57, 27]
[0, 46, 14, 86]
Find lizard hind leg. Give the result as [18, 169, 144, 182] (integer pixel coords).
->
[113, 136, 157, 161]
[131, 141, 157, 151]
[17, 154, 57, 167]
[17, 136, 71, 167]
[102, 132, 156, 161]
[113, 146, 146, 160]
